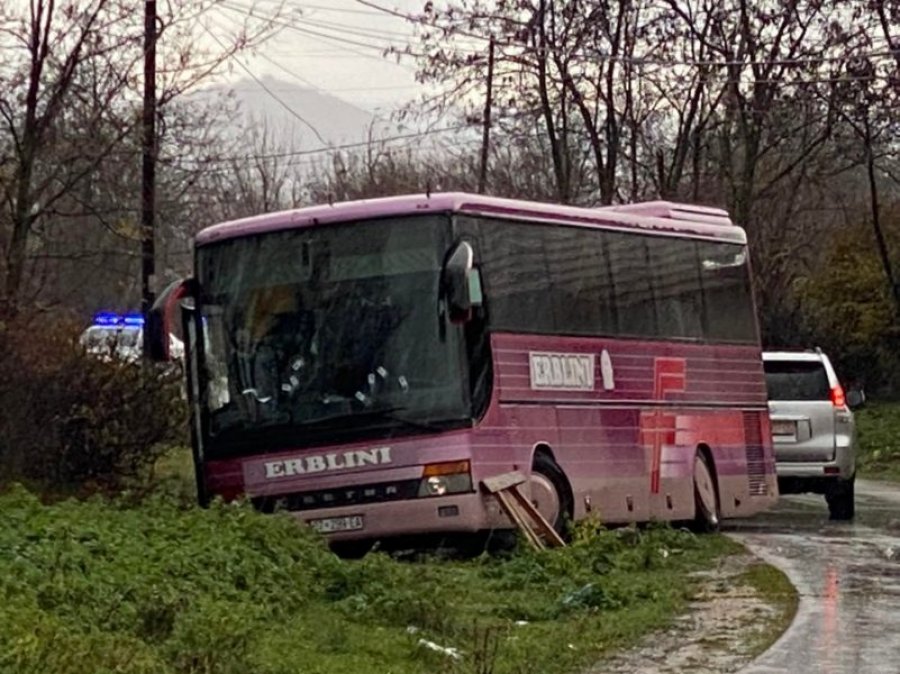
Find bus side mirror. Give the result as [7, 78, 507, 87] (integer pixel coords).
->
[443, 241, 483, 323]
[146, 278, 193, 361]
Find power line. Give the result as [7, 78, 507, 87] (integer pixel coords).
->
[218, 2, 418, 71]
[175, 124, 472, 165]
[220, 2, 404, 53]
[298, 2, 385, 16]
[233, 0, 900, 73]
[180, 136, 485, 177]
[243, 0, 385, 16]
[211, 80, 420, 92]
[214, 9, 326, 92]
[354, 0, 900, 69]
[353, 0, 493, 44]
[203, 18, 330, 146]
[296, 14, 413, 40]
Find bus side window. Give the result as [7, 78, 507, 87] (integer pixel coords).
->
[607, 232, 657, 338]
[475, 220, 555, 334]
[698, 242, 756, 343]
[545, 227, 615, 337]
[646, 237, 704, 340]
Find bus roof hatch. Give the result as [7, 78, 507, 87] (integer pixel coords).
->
[601, 201, 733, 227]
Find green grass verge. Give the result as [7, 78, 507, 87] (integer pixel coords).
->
[855, 400, 900, 480]
[0, 487, 739, 674]
[735, 562, 799, 657]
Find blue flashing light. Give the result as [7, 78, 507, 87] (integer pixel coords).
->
[91, 312, 145, 328]
[93, 312, 121, 326]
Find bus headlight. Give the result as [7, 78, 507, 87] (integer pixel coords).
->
[417, 460, 472, 497]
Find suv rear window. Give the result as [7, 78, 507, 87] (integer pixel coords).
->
[764, 361, 830, 401]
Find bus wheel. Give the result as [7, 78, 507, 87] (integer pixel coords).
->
[692, 452, 720, 533]
[530, 454, 573, 537]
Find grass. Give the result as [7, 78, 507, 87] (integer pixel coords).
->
[0, 485, 742, 674]
[735, 563, 799, 657]
[855, 400, 900, 480]
[150, 446, 197, 503]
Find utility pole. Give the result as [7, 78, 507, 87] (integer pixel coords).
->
[477, 36, 495, 195]
[141, 0, 157, 346]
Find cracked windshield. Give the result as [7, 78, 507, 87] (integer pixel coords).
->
[198, 215, 468, 437]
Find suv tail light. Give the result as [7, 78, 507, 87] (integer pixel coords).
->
[830, 385, 846, 408]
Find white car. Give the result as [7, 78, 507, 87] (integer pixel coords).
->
[80, 313, 184, 363]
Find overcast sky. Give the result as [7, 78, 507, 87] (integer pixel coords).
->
[207, 0, 426, 113]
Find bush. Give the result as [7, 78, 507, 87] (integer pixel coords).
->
[792, 230, 900, 396]
[0, 312, 186, 493]
[0, 488, 736, 674]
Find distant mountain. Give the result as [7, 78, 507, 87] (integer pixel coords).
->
[195, 76, 388, 151]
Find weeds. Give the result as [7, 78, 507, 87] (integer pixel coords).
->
[0, 487, 735, 673]
[856, 401, 900, 479]
[0, 314, 186, 494]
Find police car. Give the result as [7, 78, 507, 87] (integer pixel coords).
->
[80, 313, 184, 363]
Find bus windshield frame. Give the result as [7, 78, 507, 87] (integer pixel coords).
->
[193, 213, 474, 457]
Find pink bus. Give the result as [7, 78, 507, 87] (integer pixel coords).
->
[149, 193, 778, 544]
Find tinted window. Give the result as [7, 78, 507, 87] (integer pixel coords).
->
[475, 218, 554, 333]
[546, 226, 616, 335]
[699, 242, 757, 342]
[764, 361, 830, 400]
[459, 215, 758, 344]
[607, 231, 657, 337]
[647, 236, 704, 339]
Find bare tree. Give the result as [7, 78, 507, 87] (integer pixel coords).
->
[831, 55, 900, 314]
[0, 0, 284, 315]
[408, 0, 598, 203]
[872, 0, 900, 73]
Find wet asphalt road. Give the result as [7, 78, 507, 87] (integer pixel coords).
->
[727, 480, 900, 674]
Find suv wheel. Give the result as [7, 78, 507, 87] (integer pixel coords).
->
[826, 476, 855, 521]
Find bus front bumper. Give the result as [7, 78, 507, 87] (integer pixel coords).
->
[289, 491, 510, 542]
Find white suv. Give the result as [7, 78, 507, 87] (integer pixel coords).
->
[762, 350, 862, 520]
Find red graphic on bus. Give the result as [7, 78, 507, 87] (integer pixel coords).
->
[640, 358, 686, 493]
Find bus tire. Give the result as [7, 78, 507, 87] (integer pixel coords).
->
[530, 453, 573, 537]
[692, 451, 720, 533]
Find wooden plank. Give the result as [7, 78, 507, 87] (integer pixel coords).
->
[493, 489, 544, 550]
[509, 488, 566, 548]
[481, 471, 527, 494]
[482, 473, 566, 550]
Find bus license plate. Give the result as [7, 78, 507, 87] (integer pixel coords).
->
[308, 515, 364, 534]
[771, 420, 796, 437]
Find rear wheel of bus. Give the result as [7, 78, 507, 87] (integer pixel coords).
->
[529, 453, 573, 537]
[692, 451, 720, 532]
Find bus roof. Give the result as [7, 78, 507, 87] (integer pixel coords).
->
[195, 193, 746, 247]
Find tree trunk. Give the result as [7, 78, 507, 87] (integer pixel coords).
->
[864, 114, 900, 316]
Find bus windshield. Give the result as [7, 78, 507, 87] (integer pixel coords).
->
[196, 215, 470, 443]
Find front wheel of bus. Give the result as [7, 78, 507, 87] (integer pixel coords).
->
[530, 454, 573, 537]
[693, 452, 720, 533]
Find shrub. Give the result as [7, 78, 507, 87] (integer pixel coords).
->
[0, 487, 738, 674]
[0, 312, 187, 493]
